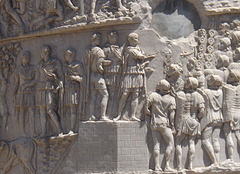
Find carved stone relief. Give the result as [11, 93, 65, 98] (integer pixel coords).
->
[2, 0, 240, 174]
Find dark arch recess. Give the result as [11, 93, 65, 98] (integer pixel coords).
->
[151, 0, 201, 39]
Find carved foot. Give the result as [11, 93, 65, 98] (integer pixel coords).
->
[113, 115, 121, 121]
[88, 115, 97, 121]
[188, 163, 193, 170]
[177, 166, 182, 171]
[154, 165, 162, 172]
[164, 166, 175, 172]
[100, 116, 111, 121]
[73, 6, 79, 13]
[129, 116, 140, 122]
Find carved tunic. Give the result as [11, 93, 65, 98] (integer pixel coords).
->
[15, 65, 35, 108]
[64, 61, 83, 105]
[88, 46, 107, 90]
[200, 89, 223, 131]
[121, 45, 145, 90]
[36, 59, 62, 107]
[223, 85, 240, 130]
[103, 45, 122, 87]
[147, 92, 176, 130]
[180, 91, 204, 136]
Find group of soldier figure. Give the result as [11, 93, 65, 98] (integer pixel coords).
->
[146, 26, 240, 171]
[14, 45, 84, 137]
[13, 31, 154, 138]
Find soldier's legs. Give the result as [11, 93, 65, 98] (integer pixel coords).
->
[89, 89, 97, 120]
[63, 0, 79, 11]
[18, 108, 25, 135]
[212, 126, 221, 163]
[97, 87, 109, 120]
[46, 106, 63, 134]
[39, 107, 47, 136]
[235, 130, 240, 148]
[90, 0, 97, 15]
[176, 134, 186, 170]
[160, 126, 174, 171]
[130, 91, 140, 121]
[202, 126, 217, 164]
[223, 123, 234, 160]
[70, 105, 77, 132]
[188, 136, 196, 170]
[151, 130, 162, 171]
[116, 0, 127, 10]
[47, 1, 64, 24]
[114, 91, 129, 121]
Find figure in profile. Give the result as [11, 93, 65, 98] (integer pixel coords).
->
[14, 51, 36, 137]
[85, 33, 111, 121]
[146, 79, 175, 172]
[36, 45, 63, 136]
[64, 48, 84, 133]
[175, 77, 204, 170]
[198, 75, 223, 166]
[114, 32, 154, 121]
[103, 31, 123, 118]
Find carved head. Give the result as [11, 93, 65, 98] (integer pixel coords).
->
[218, 37, 231, 51]
[91, 33, 102, 46]
[218, 22, 230, 35]
[156, 79, 171, 95]
[128, 33, 139, 47]
[232, 31, 240, 47]
[108, 31, 118, 45]
[40, 45, 51, 62]
[233, 47, 240, 61]
[207, 75, 222, 89]
[21, 51, 31, 66]
[184, 77, 198, 92]
[65, 48, 76, 63]
[166, 63, 183, 77]
[187, 57, 197, 71]
[216, 55, 229, 69]
[228, 69, 240, 85]
[198, 29, 206, 37]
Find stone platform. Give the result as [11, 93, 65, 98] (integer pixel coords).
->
[57, 121, 149, 173]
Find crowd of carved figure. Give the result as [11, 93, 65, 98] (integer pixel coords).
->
[0, 31, 153, 139]
[0, 0, 135, 38]
[146, 20, 240, 172]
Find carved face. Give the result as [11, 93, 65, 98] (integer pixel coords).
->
[218, 40, 226, 51]
[227, 72, 237, 84]
[65, 50, 75, 63]
[108, 32, 118, 44]
[128, 34, 139, 46]
[40, 47, 50, 62]
[187, 60, 195, 71]
[21, 54, 30, 66]
[93, 34, 102, 46]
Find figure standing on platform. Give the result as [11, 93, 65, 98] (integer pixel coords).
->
[85, 33, 112, 121]
[103, 31, 123, 118]
[146, 79, 175, 172]
[14, 51, 36, 137]
[64, 48, 84, 133]
[114, 32, 154, 121]
[36, 45, 63, 136]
